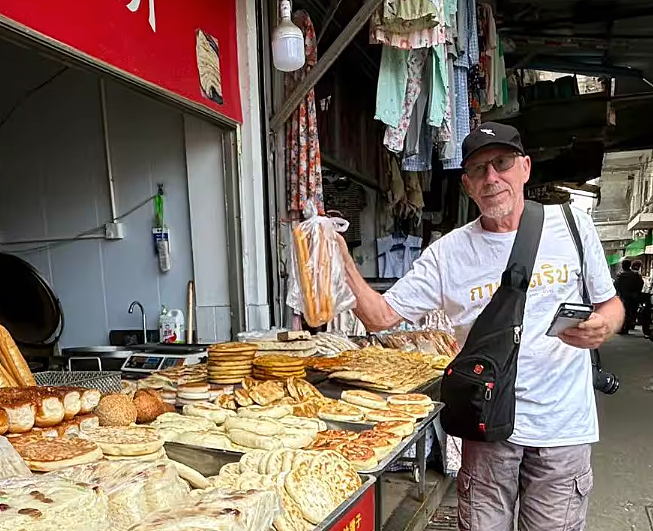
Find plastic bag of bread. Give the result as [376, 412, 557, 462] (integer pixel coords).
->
[0, 475, 110, 531]
[287, 202, 356, 327]
[48, 459, 190, 531]
[127, 489, 281, 531]
[0, 435, 31, 479]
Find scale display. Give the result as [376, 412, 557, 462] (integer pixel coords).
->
[124, 356, 163, 371]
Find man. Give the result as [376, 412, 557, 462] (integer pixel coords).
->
[614, 259, 644, 334]
[337, 122, 624, 531]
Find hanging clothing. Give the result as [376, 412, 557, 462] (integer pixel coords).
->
[382, 0, 441, 33]
[383, 48, 429, 153]
[285, 10, 324, 216]
[370, 0, 446, 50]
[377, 234, 423, 278]
[441, 0, 479, 168]
[376, 46, 411, 128]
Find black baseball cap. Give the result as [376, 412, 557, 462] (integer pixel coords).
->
[461, 122, 525, 167]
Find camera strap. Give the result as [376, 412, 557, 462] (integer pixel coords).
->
[560, 202, 605, 371]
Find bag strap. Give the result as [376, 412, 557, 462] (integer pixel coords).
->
[504, 200, 545, 289]
[560, 202, 605, 369]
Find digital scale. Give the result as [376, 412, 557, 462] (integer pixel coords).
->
[120, 344, 209, 379]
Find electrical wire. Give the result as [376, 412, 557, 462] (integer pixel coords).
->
[0, 67, 69, 132]
[9, 194, 157, 255]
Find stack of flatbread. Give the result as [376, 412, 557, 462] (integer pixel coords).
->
[208, 343, 258, 384]
[252, 338, 318, 358]
[253, 355, 307, 380]
[209, 449, 362, 531]
[80, 426, 166, 461]
[308, 346, 448, 393]
[9, 434, 103, 471]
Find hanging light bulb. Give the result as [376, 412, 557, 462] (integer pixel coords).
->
[272, 0, 305, 72]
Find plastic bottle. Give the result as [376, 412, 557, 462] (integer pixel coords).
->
[159, 306, 185, 344]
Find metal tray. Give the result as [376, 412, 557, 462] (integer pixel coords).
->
[34, 370, 122, 394]
[316, 475, 376, 531]
[164, 442, 243, 476]
[356, 402, 444, 475]
[315, 375, 443, 401]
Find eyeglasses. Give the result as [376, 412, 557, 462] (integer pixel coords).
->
[464, 153, 521, 180]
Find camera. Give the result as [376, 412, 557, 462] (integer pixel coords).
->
[591, 349, 619, 395]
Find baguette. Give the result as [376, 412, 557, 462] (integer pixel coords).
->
[0, 325, 35, 386]
[318, 225, 333, 323]
[0, 364, 17, 387]
[293, 225, 319, 327]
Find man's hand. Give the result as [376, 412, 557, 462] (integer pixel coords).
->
[559, 312, 613, 349]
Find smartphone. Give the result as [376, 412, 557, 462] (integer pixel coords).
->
[545, 303, 594, 337]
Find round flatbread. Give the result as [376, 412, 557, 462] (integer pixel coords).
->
[224, 416, 284, 436]
[227, 428, 283, 450]
[273, 478, 312, 531]
[336, 442, 378, 471]
[373, 420, 415, 438]
[365, 409, 416, 423]
[277, 432, 314, 449]
[285, 462, 337, 525]
[388, 403, 434, 419]
[357, 429, 402, 448]
[341, 390, 387, 410]
[265, 448, 286, 474]
[82, 426, 165, 456]
[239, 449, 266, 472]
[254, 355, 305, 368]
[309, 450, 361, 503]
[355, 435, 394, 460]
[17, 437, 103, 472]
[282, 449, 297, 472]
[169, 460, 210, 489]
[237, 404, 293, 419]
[182, 403, 236, 424]
[209, 342, 259, 353]
[104, 447, 167, 461]
[292, 450, 316, 470]
[386, 393, 433, 406]
[318, 402, 365, 422]
[209, 376, 249, 384]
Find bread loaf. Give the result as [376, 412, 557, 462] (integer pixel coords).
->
[0, 325, 34, 386]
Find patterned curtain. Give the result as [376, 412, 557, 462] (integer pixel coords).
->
[285, 10, 325, 218]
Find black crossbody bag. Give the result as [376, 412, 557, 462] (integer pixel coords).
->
[440, 200, 544, 442]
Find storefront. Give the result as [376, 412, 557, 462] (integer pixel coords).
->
[0, 0, 272, 350]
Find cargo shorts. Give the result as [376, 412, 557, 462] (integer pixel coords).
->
[457, 440, 593, 531]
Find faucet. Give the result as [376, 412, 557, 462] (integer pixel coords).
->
[128, 301, 148, 344]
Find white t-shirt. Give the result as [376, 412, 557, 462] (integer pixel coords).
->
[384, 205, 616, 447]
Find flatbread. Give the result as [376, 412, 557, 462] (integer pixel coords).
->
[336, 442, 378, 471]
[170, 460, 210, 489]
[386, 393, 433, 406]
[365, 409, 416, 423]
[239, 449, 266, 472]
[341, 390, 387, 410]
[237, 404, 293, 419]
[182, 403, 236, 424]
[388, 403, 434, 419]
[82, 426, 165, 456]
[309, 450, 361, 503]
[285, 462, 337, 525]
[224, 416, 284, 436]
[103, 447, 167, 461]
[265, 448, 286, 474]
[373, 420, 415, 438]
[277, 432, 314, 449]
[254, 355, 305, 368]
[318, 402, 365, 422]
[227, 428, 283, 450]
[253, 340, 316, 351]
[16, 437, 103, 472]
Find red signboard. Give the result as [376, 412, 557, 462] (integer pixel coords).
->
[329, 487, 375, 531]
[0, 0, 242, 123]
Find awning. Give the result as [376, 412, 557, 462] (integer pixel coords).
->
[625, 238, 647, 257]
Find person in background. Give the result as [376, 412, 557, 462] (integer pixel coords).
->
[634, 261, 653, 338]
[615, 259, 644, 335]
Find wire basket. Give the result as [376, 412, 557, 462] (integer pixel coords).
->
[35, 371, 121, 394]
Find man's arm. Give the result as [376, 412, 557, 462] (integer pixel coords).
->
[560, 296, 624, 349]
[336, 237, 403, 332]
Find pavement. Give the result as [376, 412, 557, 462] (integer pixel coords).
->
[429, 331, 653, 531]
[590, 331, 653, 531]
